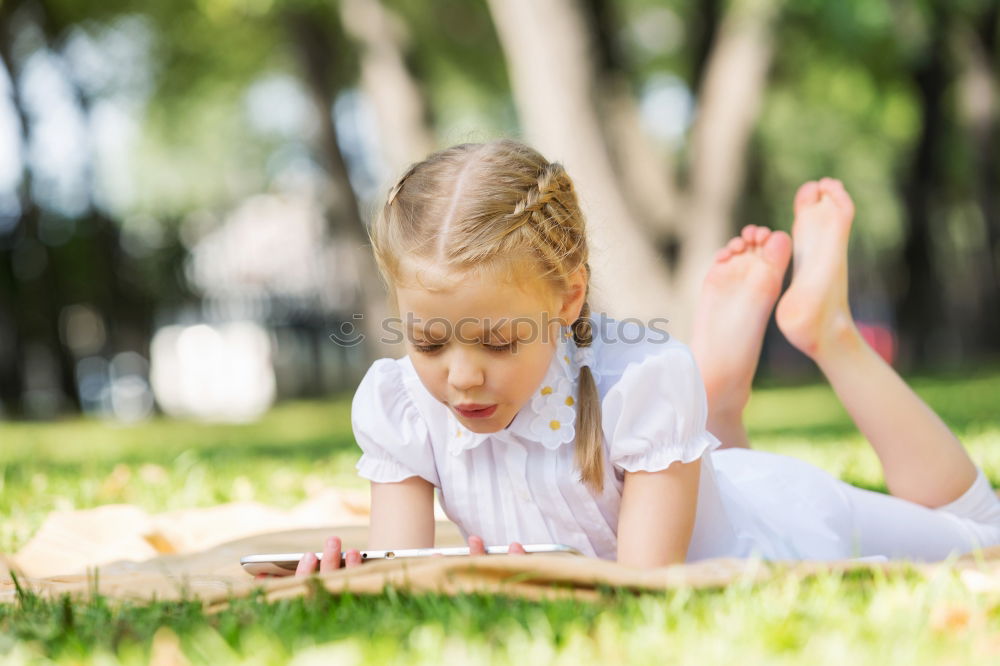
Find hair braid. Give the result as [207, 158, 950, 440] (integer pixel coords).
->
[571, 271, 604, 494]
[503, 162, 575, 250]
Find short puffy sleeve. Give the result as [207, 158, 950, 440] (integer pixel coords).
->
[352, 359, 441, 487]
[601, 343, 722, 473]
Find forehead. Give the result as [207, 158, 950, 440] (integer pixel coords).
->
[396, 260, 557, 331]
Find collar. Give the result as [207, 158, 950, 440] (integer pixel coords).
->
[446, 325, 597, 456]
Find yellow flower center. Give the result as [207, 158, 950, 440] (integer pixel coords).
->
[549, 420, 561, 430]
[540, 386, 553, 395]
[565, 396, 574, 406]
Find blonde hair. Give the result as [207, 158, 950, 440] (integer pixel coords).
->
[370, 139, 605, 493]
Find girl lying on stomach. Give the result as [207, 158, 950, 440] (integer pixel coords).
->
[288, 139, 1000, 574]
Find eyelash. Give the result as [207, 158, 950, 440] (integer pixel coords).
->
[412, 344, 442, 354]
[412, 342, 515, 354]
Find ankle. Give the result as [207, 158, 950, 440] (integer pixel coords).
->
[810, 315, 865, 364]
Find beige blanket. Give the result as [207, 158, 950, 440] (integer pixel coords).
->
[5, 495, 1000, 608]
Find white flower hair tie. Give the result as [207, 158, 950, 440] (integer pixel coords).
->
[573, 345, 595, 370]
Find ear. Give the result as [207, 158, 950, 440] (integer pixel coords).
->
[557, 264, 588, 324]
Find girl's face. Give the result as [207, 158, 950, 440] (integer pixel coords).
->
[396, 262, 586, 433]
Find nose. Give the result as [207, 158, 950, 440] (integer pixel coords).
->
[447, 348, 485, 392]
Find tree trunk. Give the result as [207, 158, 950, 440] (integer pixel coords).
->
[340, 0, 434, 175]
[955, 11, 1000, 356]
[485, 0, 680, 332]
[688, 0, 723, 94]
[284, 9, 402, 364]
[672, 0, 781, 336]
[0, 18, 25, 415]
[895, 7, 951, 367]
[581, 0, 681, 244]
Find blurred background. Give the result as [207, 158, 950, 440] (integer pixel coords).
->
[1, 0, 998, 424]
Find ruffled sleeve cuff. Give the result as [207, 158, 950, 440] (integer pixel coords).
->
[601, 342, 719, 474]
[355, 452, 427, 484]
[611, 430, 722, 473]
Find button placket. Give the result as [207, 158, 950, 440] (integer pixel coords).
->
[506, 441, 531, 503]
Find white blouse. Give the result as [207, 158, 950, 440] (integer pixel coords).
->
[351, 314, 773, 562]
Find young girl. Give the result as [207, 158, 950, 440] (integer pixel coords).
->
[293, 139, 1000, 574]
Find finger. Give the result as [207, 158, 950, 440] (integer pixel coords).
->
[295, 551, 318, 577]
[468, 535, 486, 556]
[345, 549, 364, 567]
[509, 542, 527, 555]
[320, 536, 342, 573]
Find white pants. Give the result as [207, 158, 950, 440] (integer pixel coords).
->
[711, 449, 1000, 562]
[836, 467, 1000, 562]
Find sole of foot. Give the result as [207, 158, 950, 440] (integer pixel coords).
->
[774, 178, 857, 359]
[691, 224, 791, 416]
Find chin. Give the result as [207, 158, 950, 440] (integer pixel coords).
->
[459, 418, 502, 434]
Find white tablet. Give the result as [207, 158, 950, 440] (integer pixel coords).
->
[241, 544, 582, 576]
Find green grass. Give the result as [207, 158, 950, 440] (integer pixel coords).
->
[2, 369, 1000, 664]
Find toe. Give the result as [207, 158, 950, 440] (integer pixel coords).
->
[762, 230, 792, 268]
[794, 181, 821, 213]
[715, 248, 733, 263]
[741, 225, 758, 244]
[819, 179, 855, 218]
[754, 226, 771, 245]
[727, 237, 746, 253]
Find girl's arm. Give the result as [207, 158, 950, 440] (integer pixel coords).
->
[367, 476, 436, 549]
[616, 458, 701, 567]
[289, 477, 435, 576]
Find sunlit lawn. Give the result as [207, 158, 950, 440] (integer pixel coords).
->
[2, 366, 1000, 664]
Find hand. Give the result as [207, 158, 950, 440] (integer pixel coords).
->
[253, 536, 364, 580]
[467, 534, 527, 556]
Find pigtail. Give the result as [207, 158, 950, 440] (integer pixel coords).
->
[572, 293, 605, 494]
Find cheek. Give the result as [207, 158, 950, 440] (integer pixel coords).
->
[409, 357, 447, 401]
[509, 348, 553, 395]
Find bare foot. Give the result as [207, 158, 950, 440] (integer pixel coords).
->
[774, 178, 857, 359]
[691, 225, 791, 447]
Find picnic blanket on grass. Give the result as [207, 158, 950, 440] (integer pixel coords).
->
[4, 497, 1000, 608]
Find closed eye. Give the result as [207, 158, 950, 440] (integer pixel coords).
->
[412, 343, 443, 354]
[485, 341, 516, 352]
